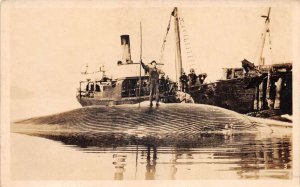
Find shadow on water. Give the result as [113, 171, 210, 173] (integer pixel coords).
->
[12, 104, 292, 179]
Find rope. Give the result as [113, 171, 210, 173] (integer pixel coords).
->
[178, 16, 202, 73]
[267, 27, 274, 63]
[159, 8, 201, 73]
[158, 14, 173, 64]
[258, 24, 273, 65]
[81, 64, 104, 75]
[81, 71, 101, 75]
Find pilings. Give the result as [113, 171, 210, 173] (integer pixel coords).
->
[274, 77, 282, 109]
[266, 69, 272, 108]
[254, 77, 267, 111]
[253, 66, 288, 112]
[254, 85, 259, 110]
[258, 79, 265, 110]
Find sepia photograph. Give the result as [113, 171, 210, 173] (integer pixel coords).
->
[1, 0, 300, 186]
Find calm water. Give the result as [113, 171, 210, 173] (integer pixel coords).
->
[12, 131, 292, 180]
[70, 134, 292, 180]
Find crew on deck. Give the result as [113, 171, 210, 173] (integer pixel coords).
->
[179, 72, 188, 92]
[198, 73, 207, 84]
[188, 68, 198, 89]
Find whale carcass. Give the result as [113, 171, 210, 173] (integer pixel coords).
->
[12, 103, 265, 147]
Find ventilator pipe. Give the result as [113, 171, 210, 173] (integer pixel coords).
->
[120, 35, 132, 64]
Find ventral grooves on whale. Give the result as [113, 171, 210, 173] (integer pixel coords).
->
[13, 103, 255, 134]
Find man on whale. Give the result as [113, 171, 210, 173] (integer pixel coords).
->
[141, 60, 165, 107]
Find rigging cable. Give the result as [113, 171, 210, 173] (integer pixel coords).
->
[178, 15, 202, 74]
[267, 27, 274, 63]
[81, 64, 105, 75]
[158, 14, 173, 65]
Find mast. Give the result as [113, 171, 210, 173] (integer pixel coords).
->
[138, 22, 142, 108]
[172, 7, 183, 89]
[258, 7, 271, 66]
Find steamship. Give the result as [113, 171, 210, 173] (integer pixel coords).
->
[76, 34, 183, 106]
[76, 34, 180, 106]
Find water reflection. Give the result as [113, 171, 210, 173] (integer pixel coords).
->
[113, 153, 127, 180]
[235, 137, 291, 179]
[145, 146, 157, 180]
[15, 130, 292, 180]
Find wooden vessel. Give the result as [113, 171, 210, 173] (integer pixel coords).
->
[190, 62, 292, 115]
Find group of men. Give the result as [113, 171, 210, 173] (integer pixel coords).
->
[179, 69, 207, 92]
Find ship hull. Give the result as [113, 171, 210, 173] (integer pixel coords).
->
[76, 95, 150, 107]
[191, 72, 292, 116]
[191, 78, 256, 114]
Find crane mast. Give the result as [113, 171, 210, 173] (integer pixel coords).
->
[172, 7, 183, 89]
[259, 7, 271, 66]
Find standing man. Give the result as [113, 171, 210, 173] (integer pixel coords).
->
[141, 60, 165, 106]
[198, 73, 207, 84]
[179, 72, 188, 92]
[188, 68, 197, 89]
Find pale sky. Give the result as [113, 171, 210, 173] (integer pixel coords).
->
[5, 1, 295, 120]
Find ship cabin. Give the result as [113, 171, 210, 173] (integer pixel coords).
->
[222, 68, 244, 80]
[77, 76, 178, 106]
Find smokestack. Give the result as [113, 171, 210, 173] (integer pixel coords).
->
[120, 35, 132, 64]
